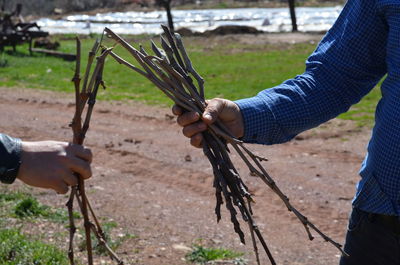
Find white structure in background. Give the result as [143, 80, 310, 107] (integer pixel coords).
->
[36, 6, 343, 35]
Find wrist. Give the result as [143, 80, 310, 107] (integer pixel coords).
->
[232, 102, 244, 139]
[15, 141, 37, 184]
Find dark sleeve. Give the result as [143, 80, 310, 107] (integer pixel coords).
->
[0, 133, 22, 184]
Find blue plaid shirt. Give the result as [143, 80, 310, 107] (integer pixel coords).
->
[235, 0, 400, 216]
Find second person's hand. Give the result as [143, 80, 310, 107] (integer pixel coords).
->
[17, 141, 93, 194]
[172, 98, 244, 148]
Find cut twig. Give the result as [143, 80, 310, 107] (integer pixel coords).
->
[67, 36, 124, 265]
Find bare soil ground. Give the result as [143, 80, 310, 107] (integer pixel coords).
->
[0, 85, 370, 265]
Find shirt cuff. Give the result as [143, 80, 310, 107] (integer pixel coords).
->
[234, 95, 280, 145]
[0, 134, 22, 184]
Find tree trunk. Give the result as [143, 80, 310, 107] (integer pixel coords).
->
[288, 0, 297, 32]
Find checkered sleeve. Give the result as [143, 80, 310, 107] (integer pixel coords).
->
[235, 0, 387, 145]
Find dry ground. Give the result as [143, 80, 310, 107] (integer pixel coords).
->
[0, 85, 370, 265]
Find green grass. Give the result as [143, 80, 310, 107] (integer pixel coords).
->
[13, 197, 78, 222]
[14, 197, 48, 218]
[0, 35, 382, 126]
[0, 189, 131, 263]
[0, 228, 69, 264]
[186, 244, 245, 264]
[0, 190, 79, 222]
[0, 36, 316, 103]
[0, 191, 30, 202]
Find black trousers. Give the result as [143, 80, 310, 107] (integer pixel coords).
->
[339, 208, 400, 265]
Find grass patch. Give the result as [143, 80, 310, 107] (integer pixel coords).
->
[0, 189, 79, 222]
[14, 197, 48, 218]
[0, 35, 382, 126]
[0, 37, 317, 103]
[0, 189, 130, 261]
[0, 228, 69, 264]
[0, 189, 79, 263]
[0, 191, 30, 202]
[186, 244, 245, 264]
[13, 197, 79, 222]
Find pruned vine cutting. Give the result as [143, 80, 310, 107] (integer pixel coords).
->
[67, 37, 124, 265]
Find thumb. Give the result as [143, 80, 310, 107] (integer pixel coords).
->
[202, 99, 225, 125]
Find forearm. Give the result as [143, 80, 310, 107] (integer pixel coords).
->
[0, 133, 22, 184]
[236, 68, 382, 144]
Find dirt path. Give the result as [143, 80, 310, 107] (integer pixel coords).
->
[0, 86, 371, 265]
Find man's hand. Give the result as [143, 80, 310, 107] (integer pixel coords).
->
[172, 98, 244, 148]
[17, 141, 93, 194]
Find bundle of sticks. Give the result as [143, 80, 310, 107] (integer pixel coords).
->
[68, 37, 124, 265]
[100, 26, 347, 264]
[66, 26, 346, 264]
